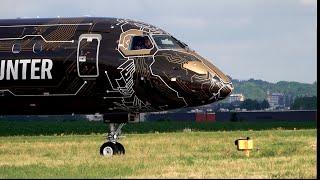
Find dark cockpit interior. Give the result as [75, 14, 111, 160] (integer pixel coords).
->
[130, 36, 153, 50]
[129, 35, 187, 51]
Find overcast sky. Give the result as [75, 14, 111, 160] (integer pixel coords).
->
[0, 0, 317, 83]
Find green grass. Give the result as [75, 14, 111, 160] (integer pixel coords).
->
[0, 120, 317, 178]
[0, 129, 317, 178]
[0, 120, 316, 136]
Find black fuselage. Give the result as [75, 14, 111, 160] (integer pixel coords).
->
[0, 17, 233, 115]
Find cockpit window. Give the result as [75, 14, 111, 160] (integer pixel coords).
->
[130, 36, 153, 50]
[118, 29, 154, 56]
[152, 35, 185, 50]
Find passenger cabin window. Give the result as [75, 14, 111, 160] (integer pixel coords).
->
[33, 41, 43, 54]
[152, 35, 185, 50]
[130, 36, 153, 50]
[12, 43, 21, 54]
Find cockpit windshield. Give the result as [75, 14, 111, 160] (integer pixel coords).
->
[152, 35, 186, 50]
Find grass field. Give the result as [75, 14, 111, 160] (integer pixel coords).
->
[0, 121, 317, 178]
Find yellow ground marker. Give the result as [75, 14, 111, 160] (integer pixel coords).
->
[235, 137, 253, 157]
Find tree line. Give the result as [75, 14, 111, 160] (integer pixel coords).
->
[291, 96, 317, 110]
[212, 96, 317, 111]
[230, 78, 317, 101]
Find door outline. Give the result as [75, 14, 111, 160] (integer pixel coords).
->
[77, 34, 102, 78]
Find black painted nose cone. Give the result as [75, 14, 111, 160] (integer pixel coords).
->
[220, 84, 233, 98]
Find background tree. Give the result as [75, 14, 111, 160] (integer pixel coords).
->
[291, 96, 317, 110]
[240, 99, 259, 110]
[240, 99, 270, 110]
[260, 100, 270, 109]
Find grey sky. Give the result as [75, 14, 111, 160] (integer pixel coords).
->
[0, 0, 317, 83]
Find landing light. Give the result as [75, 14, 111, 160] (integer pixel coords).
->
[171, 77, 177, 81]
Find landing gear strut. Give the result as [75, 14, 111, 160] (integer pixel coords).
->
[100, 123, 126, 156]
[100, 112, 139, 156]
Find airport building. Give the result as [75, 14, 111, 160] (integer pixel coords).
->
[267, 92, 285, 109]
[228, 93, 245, 103]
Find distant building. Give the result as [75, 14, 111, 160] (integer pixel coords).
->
[228, 93, 245, 103]
[267, 92, 285, 109]
[86, 114, 103, 121]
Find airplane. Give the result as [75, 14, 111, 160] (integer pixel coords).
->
[0, 17, 233, 156]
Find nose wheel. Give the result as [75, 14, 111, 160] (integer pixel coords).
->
[100, 142, 125, 156]
[100, 123, 126, 156]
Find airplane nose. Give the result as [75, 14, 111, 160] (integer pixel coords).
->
[201, 58, 233, 100]
[206, 71, 233, 101]
[218, 81, 233, 99]
[183, 58, 233, 103]
[154, 50, 233, 108]
[200, 61, 233, 102]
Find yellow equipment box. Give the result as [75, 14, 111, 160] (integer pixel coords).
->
[235, 137, 253, 151]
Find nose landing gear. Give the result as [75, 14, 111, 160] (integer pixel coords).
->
[100, 142, 125, 156]
[100, 123, 126, 156]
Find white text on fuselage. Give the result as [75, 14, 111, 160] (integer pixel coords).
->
[0, 59, 53, 80]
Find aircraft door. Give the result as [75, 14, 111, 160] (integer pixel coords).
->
[77, 34, 102, 77]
